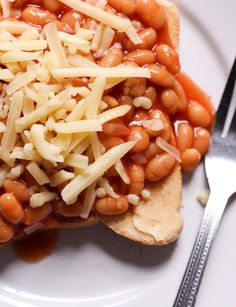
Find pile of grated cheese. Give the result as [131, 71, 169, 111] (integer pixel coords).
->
[0, 0, 152, 217]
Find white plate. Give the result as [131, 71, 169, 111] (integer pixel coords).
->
[0, 1, 236, 306]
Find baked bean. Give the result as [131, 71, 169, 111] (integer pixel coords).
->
[126, 28, 157, 51]
[54, 200, 82, 217]
[103, 95, 119, 108]
[3, 179, 30, 202]
[108, 0, 136, 16]
[120, 95, 134, 120]
[127, 126, 150, 153]
[127, 78, 146, 97]
[145, 153, 176, 182]
[160, 89, 181, 114]
[43, 0, 62, 13]
[13, 0, 41, 8]
[133, 110, 148, 121]
[0, 193, 24, 224]
[103, 123, 130, 136]
[127, 163, 145, 195]
[125, 50, 155, 66]
[23, 203, 52, 226]
[51, 20, 66, 32]
[99, 48, 124, 67]
[176, 123, 194, 152]
[0, 217, 14, 243]
[143, 141, 162, 159]
[95, 195, 129, 215]
[136, 0, 166, 30]
[146, 109, 169, 136]
[146, 64, 175, 87]
[144, 86, 157, 103]
[22, 7, 57, 27]
[187, 100, 212, 128]
[61, 10, 84, 30]
[84, 52, 96, 63]
[159, 126, 172, 142]
[171, 80, 188, 112]
[155, 44, 180, 74]
[181, 148, 201, 172]
[99, 135, 124, 150]
[193, 128, 210, 155]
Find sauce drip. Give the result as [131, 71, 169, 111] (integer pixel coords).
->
[12, 230, 59, 263]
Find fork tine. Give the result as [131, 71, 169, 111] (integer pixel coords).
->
[214, 57, 236, 134]
[228, 99, 236, 135]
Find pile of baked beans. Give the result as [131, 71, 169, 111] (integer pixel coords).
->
[0, 0, 215, 243]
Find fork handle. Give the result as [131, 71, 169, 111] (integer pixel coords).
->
[173, 189, 229, 307]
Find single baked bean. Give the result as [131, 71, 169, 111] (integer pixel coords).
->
[159, 126, 172, 142]
[22, 7, 57, 27]
[99, 135, 124, 150]
[84, 52, 96, 63]
[0, 217, 14, 243]
[128, 78, 146, 97]
[127, 126, 150, 153]
[193, 128, 210, 155]
[95, 195, 129, 215]
[3, 179, 30, 202]
[146, 64, 175, 87]
[120, 95, 134, 120]
[13, 0, 41, 9]
[176, 123, 194, 152]
[181, 148, 201, 172]
[54, 200, 82, 217]
[61, 10, 84, 30]
[144, 86, 157, 103]
[155, 44, 180, 74]
[136, 0, 166, 30]
[146, 109, 169, 136]
[143, 141, 162, 159]
[127, 163, 145, 195]
[0, 193, 24, 224]
[23, 203, 52, 226]
[133, 110, 148, 121]
[125, 50, 155, 66]
[126, 28, 157, 51]
[187, 100, 212, 128]
[51, 20, 66, 32]
[103, 95, 119, 108]
[103, 123, 130, 136]
[171, 80, 188, 112]
[43, 0, 62, 13]
[160, 89, 180, 114]
[99, 48, 124, 67]
[108, 0, 136, 16]
[145, 153, 176, 182]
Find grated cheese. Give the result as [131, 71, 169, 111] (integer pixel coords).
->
[80, 181, 97, 218]
[64, 153, 89, 169]
[156, 137, 181, 162]
[0, 163, 10, 187]
[115, 160, 130, 184]
[89, 133, 101, 159]
[30, 124, 64, 163]
[59, 0, 142, 44]
[98, 177, 119, 199]
[7, 69, 37, 95]
[0, 40, 47, 51]
[50, 170, 75, 187]
[85, 77, 105, 119]
[0, 68, 14, 82]
[1, 51, 42, 63]
[0, 0, 11, 18]
[98, 105, 131, 124]
[0, 20, 33, 35]
[44, 23, 69, 68]
[62, 142, 135, 204]
[30, 191, 58, 208]
[52, 67, 151, 78]
[1, 90, 23, 151]
[91, 23, 103, 52]
[16, 90, 70, 132]
[26, 161, 50, 185]
[95, 26, 114, 58]
[96, 187, 106, 198]
[0, 145, 15, 166]
[141, 189, 151, 200]
[127, 194, 140, 206]
[54, 120, 103, 134]
[58, 31, 91, 54]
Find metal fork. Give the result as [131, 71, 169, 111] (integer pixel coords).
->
[173, 57, 236, 307]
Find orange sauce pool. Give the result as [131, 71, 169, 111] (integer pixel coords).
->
[12, 230, 59, 263]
